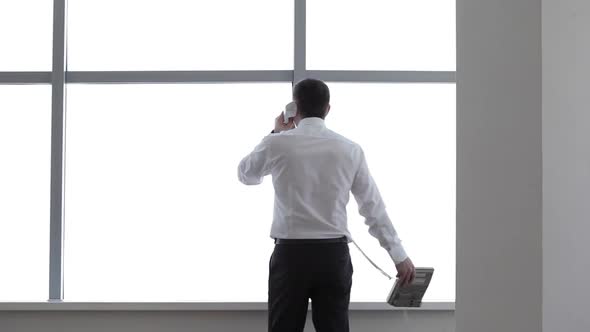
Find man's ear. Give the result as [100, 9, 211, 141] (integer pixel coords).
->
[325, 104, 331, 117]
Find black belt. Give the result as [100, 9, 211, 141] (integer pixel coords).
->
[274, 236, 348, 245]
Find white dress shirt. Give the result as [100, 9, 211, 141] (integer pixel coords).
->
[238, 117, 408, 264]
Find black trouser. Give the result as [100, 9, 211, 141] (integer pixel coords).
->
[268, 239, 353, 332]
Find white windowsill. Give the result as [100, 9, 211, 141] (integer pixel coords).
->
[0, 302, 454, 312]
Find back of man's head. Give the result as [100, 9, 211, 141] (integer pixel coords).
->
[293, 79, 330, 119]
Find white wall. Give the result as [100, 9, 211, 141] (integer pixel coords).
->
[456, 1, 543, 332]
[0, 310, 454, 332]
[457, 0, 590, 331]
[543, 1, 590, 331]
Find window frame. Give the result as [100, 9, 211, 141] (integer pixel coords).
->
[0, 0, 456, 307]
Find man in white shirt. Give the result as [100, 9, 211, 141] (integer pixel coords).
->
[238, 79, 415, 332]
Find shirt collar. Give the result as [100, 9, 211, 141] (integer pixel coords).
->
[297, 117, 326, 128]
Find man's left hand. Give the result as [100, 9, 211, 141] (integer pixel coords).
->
[395, 257, 416, 287]
[274, 112, 295, 133]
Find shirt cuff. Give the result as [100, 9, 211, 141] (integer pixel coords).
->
[388, 245, 408, 265]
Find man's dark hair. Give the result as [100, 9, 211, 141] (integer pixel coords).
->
[293, 79, 330, 119]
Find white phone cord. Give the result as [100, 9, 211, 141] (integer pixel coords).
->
[351, 240, 393, 280]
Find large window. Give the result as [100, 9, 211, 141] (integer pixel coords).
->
[0, 0, 455, 303]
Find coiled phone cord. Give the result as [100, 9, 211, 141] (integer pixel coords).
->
[351, 240, 393, 280]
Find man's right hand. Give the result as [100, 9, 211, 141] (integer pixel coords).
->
[274, 112, 295, 133]
[395, 257, 416, 287]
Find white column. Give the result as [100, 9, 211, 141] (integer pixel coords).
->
[543, 1, 590, 331]
[456, 0, 543, 331]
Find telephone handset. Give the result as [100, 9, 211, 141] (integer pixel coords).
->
[284, 102, 298, 124]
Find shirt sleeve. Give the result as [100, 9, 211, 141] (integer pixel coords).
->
[237, 137, 274, 185]
[351, 148, 408, 264]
